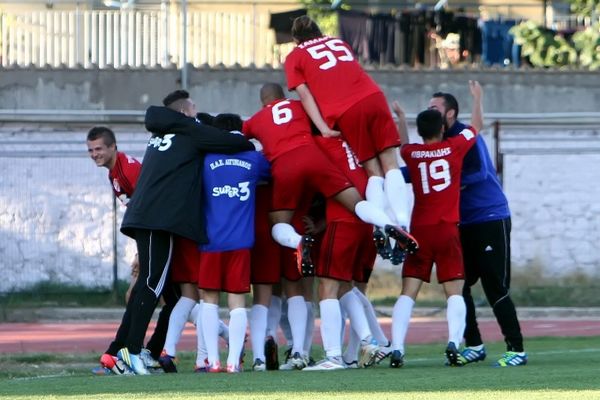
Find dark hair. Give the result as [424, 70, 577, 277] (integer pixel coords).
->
[213, 113, 243, 132]
[196, 112, 215, 126]
[87, 126, 116, 146]
[432, 92, 459, 118]
[291, 16, 323, 44]
[162, 89, 190, 107]
[416, 109, 443, 140]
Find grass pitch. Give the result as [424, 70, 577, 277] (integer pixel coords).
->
[1, 336, 599, 400]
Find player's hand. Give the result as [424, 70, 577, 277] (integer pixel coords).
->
[321, 128, 341, 138]
[302, 216, 326, 235]
[391, 101, 406, 120]
[469, 80, 482, 101]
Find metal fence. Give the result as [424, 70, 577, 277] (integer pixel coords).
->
[1, 115, 599, 294]
[0, 8, 295, 68]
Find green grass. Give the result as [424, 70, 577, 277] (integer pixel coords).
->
[1, 337, 599, 399]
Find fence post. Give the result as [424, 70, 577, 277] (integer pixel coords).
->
[112, 193, 119, 300]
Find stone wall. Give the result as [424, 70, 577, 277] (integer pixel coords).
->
[1, 67, 599, 116]
[1, 121, 598, 292]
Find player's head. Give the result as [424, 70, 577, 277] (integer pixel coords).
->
[291, 15, 322, 44]
[163, 89, 197, 118]
[416, 109, 444, 141]
[213, 113, 243, 132]
[197, 112, 215, 126]
[259, 83, 285, 106]
[429, 92, 459, 132]
[86, 126, 118, 169]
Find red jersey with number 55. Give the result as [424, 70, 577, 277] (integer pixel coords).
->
[109, 151, 141, 205]
[242, 99, 314, 162]
[284, 36, 381, 128]
[401, 128, 477, 227]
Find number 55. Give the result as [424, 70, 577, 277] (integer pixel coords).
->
[307, 39, 354, 70]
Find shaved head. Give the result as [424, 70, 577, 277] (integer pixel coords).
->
[260, 83, 285, 106]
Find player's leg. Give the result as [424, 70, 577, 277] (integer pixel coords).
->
[250, 284, 271, 371]
[120, 229, 173, 375]
[391, 277, 422, 368]
[441, 279, 466, 366]
[201, 290, 222, 372]
[281, 278, 308, 370]
[144, 278, 179, 369]
[302, 277, 316, 361]
[226, 293, 248, 373]
[474, 219, 526, 366]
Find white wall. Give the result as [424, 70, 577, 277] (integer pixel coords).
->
[0, 122, 599, 292]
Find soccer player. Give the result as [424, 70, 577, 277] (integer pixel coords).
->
[86, 126, 178, 374]
[197, 114, 271, 373]
[117, 90, 254, 375]
[284, 16, 416, 256]
[301, 136, 380, 371]
[390, 90, 478, 368]
[242, 83, 414, 276]
[429, 83, 527, 367]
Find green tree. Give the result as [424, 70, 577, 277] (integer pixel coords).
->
[299, 0, 340, 37]
[510, 0, 600, 69]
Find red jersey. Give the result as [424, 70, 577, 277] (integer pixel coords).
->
[401, 128, 477, 227]
[242, 99, 314, 162]
[314, 136, 367, 223]
[284, 36, 381, 128]
[109, 151, 141, 205]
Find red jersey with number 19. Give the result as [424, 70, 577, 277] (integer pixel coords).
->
[401, 128, 477, 227]
[242, 99, 313, 162]
[284, 36, 381, 128]
[109, 151, 141, 205]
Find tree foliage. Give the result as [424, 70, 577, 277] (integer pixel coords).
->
[510, 0, 600, 69]
[299, 0, 340, 37]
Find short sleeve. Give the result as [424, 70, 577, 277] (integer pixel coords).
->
[284, 50, 305, 91]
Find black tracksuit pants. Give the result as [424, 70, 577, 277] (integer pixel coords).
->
[460, 218, 524, 352]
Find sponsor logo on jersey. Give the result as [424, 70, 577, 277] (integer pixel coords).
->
[148, 134, 175, 151]
[212, 181, 251, 201]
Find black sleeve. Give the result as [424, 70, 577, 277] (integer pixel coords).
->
[145, 106, 254, 154]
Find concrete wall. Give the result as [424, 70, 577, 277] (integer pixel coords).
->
[1, 67, 599, 115]
[1, 122, 599, 292]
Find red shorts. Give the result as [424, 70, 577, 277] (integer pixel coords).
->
[271, 144, 352, 211]
[171, 236, 201, 283]
[336, 92, 401, 163]
[198, 249, 251, 293]
[317, 221, 376, 282]
[251, 186, 282, 285]
[402, 223, 465, 283]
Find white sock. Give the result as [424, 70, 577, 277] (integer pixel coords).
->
[280, 298, 293, 346]
[250, 304, 268, 362]
[319, 299, 342, 358]
[354, 200, 394, 228]
[343, 327, 360, 364]
[286, 295, 307, 355]
[446, 295, 466, 348]
[340, 307, 347, 345]
[164, 296, 196, 356]
[352, 287, 388, 345]
[384, 169, 409, 227]
[226, 307, 248, 368]
[267, 295, 282, 339]
[189, 303, 201, 325]
[201, 302, 220, 366]
[303, 301, 315, 356]
[366, 176, 387, 210]
[271, 223, 301, 249]
[339, 291, 371, 342]
[392, 295, 415, 354]
[194, 307, 207, 367]
[219, 319, 229, 341]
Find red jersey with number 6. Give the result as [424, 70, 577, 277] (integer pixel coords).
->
[284, 36, 381, 128]
[401, 128, 477, 227]
[109, 151, 141, 205]
[242, 98, 314, 162]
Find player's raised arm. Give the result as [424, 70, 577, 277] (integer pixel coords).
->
[392, 101, 410, 146]
[295, 83, 341, 138]
[469, 80, 483, 133]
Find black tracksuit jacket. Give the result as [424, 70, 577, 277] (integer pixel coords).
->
[121, 106, 255, 244]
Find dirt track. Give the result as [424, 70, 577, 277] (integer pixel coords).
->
[2, 317, 599, 354]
